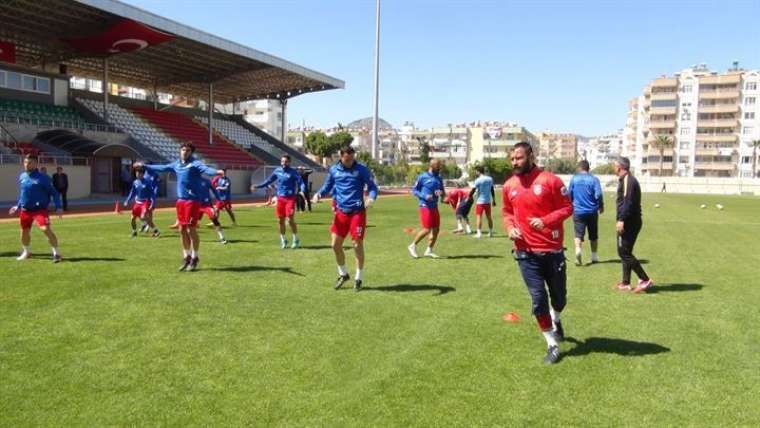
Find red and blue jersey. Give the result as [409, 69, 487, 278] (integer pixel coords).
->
[143, 157, 218, 202]
[214, 176, 232, 201]
[318, 161, 378, 213]
[124, 178, 156, 207]
[200, 178, 221, 207]
[254, 166, 305, 197]
[413, 171, 445, 209]
[16, 170, 61, 211]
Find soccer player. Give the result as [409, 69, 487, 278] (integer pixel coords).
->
[502, 142, 573, 364]
[139, 167, 161, 233]
[252, 155, 306, 249]
[408, 159, 445, 259]
[9, 154, 63, 262]
[123, 165, 159, 238]
[470, 165, 497, 238]
[312, 145, 378, 291]
[446, 182, 472, 234]
[568, 160, 604, 265]
[213, 169, 236, 225]
[614, 157, 653, 293]
[199, 177, 227, 244]
[141, 142, 223, 272]
[296, 166, 314, 212]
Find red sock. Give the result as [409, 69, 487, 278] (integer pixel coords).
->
[536, 313, 553, 331]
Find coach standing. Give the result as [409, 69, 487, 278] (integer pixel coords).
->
[568, 160, 603, 266]
[502, 142, 573, 364]
[614, 157, 653, 293]
[52, 166, 69, 211]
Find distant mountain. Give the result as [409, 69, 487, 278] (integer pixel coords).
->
[346, 117, 394, 130]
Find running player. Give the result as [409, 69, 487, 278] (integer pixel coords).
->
[408, 159, 445, 259]
[470, 165, 496, 238]
[123, 165, 159, 238]
[141, 142, 223, 272]
[213, 169, 236, 225]
[502, 142, 573, 364]
[200, 177, 227, 244]
[252, 155, 306, 248]
[312, 145, 378, 291]
[446, 182, 472, 234]
[9, 154, 63, 262]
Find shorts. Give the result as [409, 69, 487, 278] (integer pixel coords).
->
[276, 196, 297, 218]
[215, 200, 232, 211]
[573, 212, 599, 241]
[476, 203, 492, 216]
[131, 200, 151, 218]
[419, 207, 440, 229]
[176, 199, 201, 227]
[20, 208, 50, 229]
[331, 209, 367, 241]
[200, 204, 217, 220]
[456, 199, 473, 218]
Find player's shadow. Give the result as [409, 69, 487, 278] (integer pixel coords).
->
[647, 283, 703, 293]
[563, 337, 670, 358]
[363, 283, 455, 296]
[593, 259, 649, 265]
[209, 265, 304, 276]
[225, 239, 258, 244]
[446, 254, 504, 260]
[0, 252, 124, 262]
[297, 245, 333, 250]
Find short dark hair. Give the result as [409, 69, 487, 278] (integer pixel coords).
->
[181, 142, 196, 153]
[281, 154, 291, 161]
[24, 154, 38, 161]
[474, 165, 485, 174]
[513, 141, 533, 155]
[578, 160, 590, 171]
[339, 145, 355, 155]
[133, 165, 144, 173]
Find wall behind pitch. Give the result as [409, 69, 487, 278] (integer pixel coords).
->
[0, 163, 91, 202]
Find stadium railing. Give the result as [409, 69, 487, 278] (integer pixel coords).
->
[0, 152, 90, 166]
[0, 113, 122, 134]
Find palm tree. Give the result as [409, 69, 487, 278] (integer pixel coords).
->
[752, 139, 760, 178]
[652, 135, 674, 176]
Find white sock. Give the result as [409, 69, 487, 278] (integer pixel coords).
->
[456, 220, 463, 230]
[182, 249, 190, 258]
[465, 225, 472, 234]
[22, 245, 30, 253]
[550, 308, 561, 323]
[337, 265, 348, 276]
[52, 247, 59, 256]
[591, 251, 598, 261]
[292, 234, 298, 241]
[425, 246, 433, 254]
[217, 230, 225, 240]
[355, 268, 363, 281]
[191, 250, 197, 259]
[543, 330, 559, 348]
[280, 234, 286, 243]
[575, 247, 582, 256]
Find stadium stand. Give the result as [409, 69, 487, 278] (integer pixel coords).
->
[228, 116, 322, 168]
[0, 99, 86, 129]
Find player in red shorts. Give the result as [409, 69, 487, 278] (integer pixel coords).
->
[123, 166, 159, 238]
[252, 155, 306, 249]
[212, 170, 236, 225]
[408, 159, 445, 259]
[470, 165, 497, 238]
[199, 178, 227, 244]
[9, 154, 63, 262]
[445, 183, 473, 235]
[313, 146, 378, 291]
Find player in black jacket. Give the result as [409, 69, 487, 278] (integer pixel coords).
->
[614, 157, 653, 293]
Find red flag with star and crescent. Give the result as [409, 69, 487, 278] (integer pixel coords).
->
[0, 40, 16, 63]
[61, 19, 174, 55]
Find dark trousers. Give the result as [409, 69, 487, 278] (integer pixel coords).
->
[297, 190, 312, 212]
[58, 189, 68, 211]
[515, 251, 567, 316]
[617, 218, 649, 284]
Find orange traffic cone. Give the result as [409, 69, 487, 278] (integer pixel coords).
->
[114, 200, 122, 215]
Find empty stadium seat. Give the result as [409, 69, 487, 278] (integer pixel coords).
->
[0, 98, 87, 128]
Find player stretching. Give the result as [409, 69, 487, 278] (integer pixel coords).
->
[200, 178, 227, 244]
[470, 165, 496, 238]
[502, 142, 573, 364]
[408, 159, 445, 259]
[10, 154, 63, 262]
[123, 165, 159, 238]
[213, 169, 236, 225]
[312, 146, 378, 291]
[139, 167, 160, 233]
[141, 142, 223, 272]
[447, 182, 472, 234]
[252, 155, 305, 249]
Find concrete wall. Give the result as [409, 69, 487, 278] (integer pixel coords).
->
[556, 174, 760, 196]
[0, 163, 91, 202]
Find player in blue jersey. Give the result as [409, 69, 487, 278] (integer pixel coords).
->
[568, 160, 604, 265]
[213, 169, 236, 225]
[313, 146, 378, 291]
[199, 178, 227, 244]
[408, 159, 445, 259]
[252, 155, 306, 249]
[140, 142, 223, 272]
[138, 168, 161, 233]
[470, 165, 497, 238]
[9, 154, 63, 262]
[123, 165, 159, 238]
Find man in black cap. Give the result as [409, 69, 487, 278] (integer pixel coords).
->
[614, 157, 653, 293]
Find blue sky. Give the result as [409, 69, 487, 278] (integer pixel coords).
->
[123, 0, 759, 135]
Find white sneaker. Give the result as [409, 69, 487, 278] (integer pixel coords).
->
[488, 231, 494, 238]
[407, 243, 419, 259]
[473, 232, 482, 239]
[16, 251, 29, 261]
[424, 249, 440, 259]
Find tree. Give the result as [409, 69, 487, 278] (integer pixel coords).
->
[752, 139, 760, 178]
[651, 135, 674, 176]
[592, 162, 616, 175]
[417, 137, 431, 163]
[305, 131, 336, 165]
[468, 158, 512, 183]
[543, 158, 576, 175]
[329, 131, 354, 150]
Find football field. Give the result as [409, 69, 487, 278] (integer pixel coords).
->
[1, 192, 759, 426]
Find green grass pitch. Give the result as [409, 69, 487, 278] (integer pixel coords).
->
[1, 192, 759, 426]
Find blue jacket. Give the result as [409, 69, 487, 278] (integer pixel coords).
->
[143, 169, 161, 197]
[16, 170, 61, 211]
[124, 178, 156, 206]
[254, 166, 305, 197]
[412, 171, 445, 209]
[214, 176, 232, 201]
[143, 158, 218, 202]
[318, 161, 378, 213]
[200, 178, 221, 206]
[568, 172, 604, 215]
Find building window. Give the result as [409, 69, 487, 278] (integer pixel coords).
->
[746, 112, 756, 120]
[681, 85, 692, 93]
[0, 70, 5, 87]
[681, 110, 691, 121]
[743, 127, 754, 135]
[6, 71, 21, 89]
[745, 97, 757, 106]
[742, 156, 751, 164]
[746, 82, 758, 90]
[680, 128, 690, 136]
[0, 69, 50, 94]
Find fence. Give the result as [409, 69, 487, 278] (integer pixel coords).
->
[0, 114, 121, 134]
[556, 174, 760, 196]
[0, 153, 91, 166]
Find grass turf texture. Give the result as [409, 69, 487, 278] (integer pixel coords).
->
[1, 192, 759, 426]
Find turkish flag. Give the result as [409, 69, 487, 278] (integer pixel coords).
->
[61, 19, 174, 55]
[0, 41, 16, 64]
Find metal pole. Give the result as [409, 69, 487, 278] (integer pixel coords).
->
[153, 81, 158, 110]
[280, 98, 287, 143]
[208, 82, 214, 146]
[103, 57, 109, 123]
[371, 0, 381, 160]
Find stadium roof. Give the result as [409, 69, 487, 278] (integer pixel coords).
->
[0, 0, 344, 103]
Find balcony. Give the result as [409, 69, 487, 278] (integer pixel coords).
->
[695, 134, 738, 143]
[694, 162, 735, 171]
[650, 92, 677, 101]
[648, 120, 676, 129]
[695, 148, 721, 156]
[652, 77, 678, 88]
[650, 106, 677, 115]
[699, 74, 741, 85]
[698, 104, 739, 114]
[697, 119, 739, 128]
[699, 90, 740, 100]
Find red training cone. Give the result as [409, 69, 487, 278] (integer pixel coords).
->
[114, 200, 122, 215]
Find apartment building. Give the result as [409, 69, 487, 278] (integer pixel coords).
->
[469, 123, 537, 163]
[537, 132, 580, 164]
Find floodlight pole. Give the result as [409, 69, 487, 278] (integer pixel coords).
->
[103, 57, 109, 123]
[208, 82, 214, 146]
[371, 0, 381, 160]
[281, 98, 287, 143]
